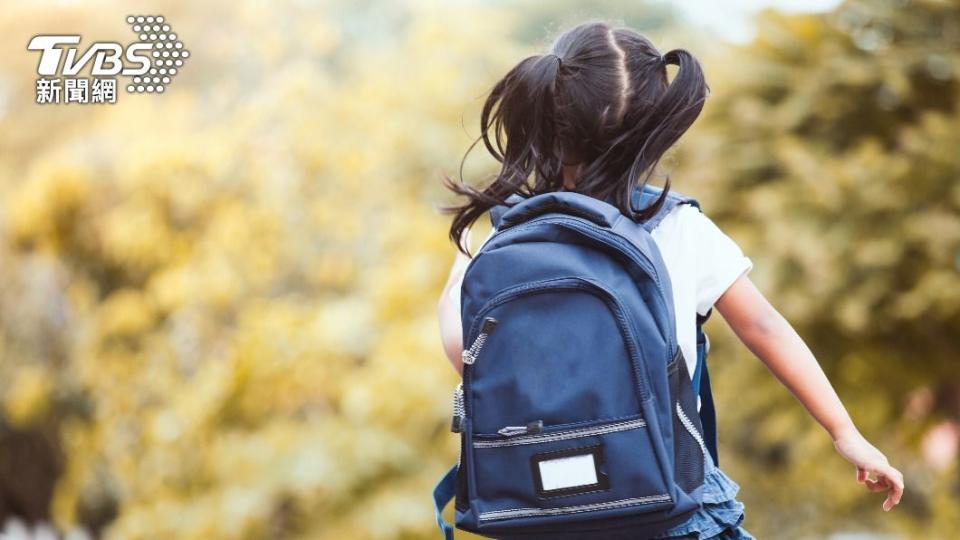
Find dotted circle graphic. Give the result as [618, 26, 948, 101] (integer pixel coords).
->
[125, 15, 189, 94]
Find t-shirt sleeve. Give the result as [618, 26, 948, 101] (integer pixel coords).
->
[447, 227, 496, 306]
[689, 210, 753, 316]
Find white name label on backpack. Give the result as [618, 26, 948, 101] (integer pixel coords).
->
[538, 453, 599, 491]
[531, 445, 609, 497]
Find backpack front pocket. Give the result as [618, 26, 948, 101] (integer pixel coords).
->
[463, 277, 651, 435]
[469, 414, 674, 528]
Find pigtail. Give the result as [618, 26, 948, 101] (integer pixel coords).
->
[442, 52, 565, 256]
[608, 47, 710, 222]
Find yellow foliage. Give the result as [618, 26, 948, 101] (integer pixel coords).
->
[3, 365, 53, 427]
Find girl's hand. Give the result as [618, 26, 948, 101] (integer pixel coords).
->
[832, 426, 905, 511]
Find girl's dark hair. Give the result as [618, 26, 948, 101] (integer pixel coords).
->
[441, 20, 709, 255]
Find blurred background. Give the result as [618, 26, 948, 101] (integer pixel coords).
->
[0, 0, 957, 538]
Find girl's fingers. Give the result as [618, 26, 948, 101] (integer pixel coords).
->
[859, 464, 905, 511]
[883, 491, 896, 512]
[864, 478, 886, 492]
[884, 467, 905, 510]
[873, 466, 904, 511]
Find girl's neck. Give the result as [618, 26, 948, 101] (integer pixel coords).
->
[562, 162, 583, 190]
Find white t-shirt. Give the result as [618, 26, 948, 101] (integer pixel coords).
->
[450, 204, 752, 402]
[649, 204, 753, 389]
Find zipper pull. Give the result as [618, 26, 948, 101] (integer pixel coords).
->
[451, 383, 465, 433]
[497, 420, 543, 437]
[461, 317, 498, 365]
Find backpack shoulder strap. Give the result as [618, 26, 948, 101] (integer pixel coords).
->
[432, 464, 458, 540]
[696, 308, 720, 467]
[632, 184, 701, 232]
[489, 193, 527, 229]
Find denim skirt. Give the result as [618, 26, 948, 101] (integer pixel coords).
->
[651, 451, 754, 540]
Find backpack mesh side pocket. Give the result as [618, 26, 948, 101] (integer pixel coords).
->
[667, 350, 706, 494]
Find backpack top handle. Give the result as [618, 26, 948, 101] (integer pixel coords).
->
[496, 191, 622, 230]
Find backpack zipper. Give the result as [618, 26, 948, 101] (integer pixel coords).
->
[496, 420, 544, 437]
[675, 401, 709, 464]
[461, 317, 498, 365]
[478, 417, 647, 448]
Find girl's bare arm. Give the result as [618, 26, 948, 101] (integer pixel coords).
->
[437, 249, 471, 376]
[715, 274, 904, 511]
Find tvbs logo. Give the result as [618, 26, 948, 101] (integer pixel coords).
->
[28, 15, 190, 105]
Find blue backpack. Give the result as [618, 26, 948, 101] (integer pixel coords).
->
[433, 184, 719, 539]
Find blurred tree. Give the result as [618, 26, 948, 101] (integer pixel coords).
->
[675, 0, 960, 537]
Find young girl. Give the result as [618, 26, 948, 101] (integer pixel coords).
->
[436, 21, 904, 539]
